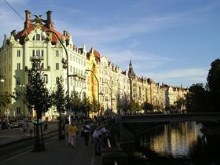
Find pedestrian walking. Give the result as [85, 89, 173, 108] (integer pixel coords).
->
[82, 120, 91, 146]
[64, 118, 69, 145]
[22, 118, 29, 136]
[92, 123, 109, 155]
[44, 120, 48, 131]
[68, 121, 78, 148]
[29, 122, 34, 137]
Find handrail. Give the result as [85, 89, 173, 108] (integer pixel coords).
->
[105, 136, 118, 165]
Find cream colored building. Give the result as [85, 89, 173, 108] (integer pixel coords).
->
[0, 10, 86, 119]
[99, 55, 122, 113]
[0, 10, 188, 119]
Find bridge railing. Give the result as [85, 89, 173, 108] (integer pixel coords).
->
[119, 112, 220, 122]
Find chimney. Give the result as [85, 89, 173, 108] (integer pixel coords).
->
[46, 11, 53, 29]
[24, 10, 31, 29]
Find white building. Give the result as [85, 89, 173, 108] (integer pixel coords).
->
[0, 10, 188, 119]
[0, 10, 86, 120]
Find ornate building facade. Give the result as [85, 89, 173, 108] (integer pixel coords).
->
[0, 10, 188, 119]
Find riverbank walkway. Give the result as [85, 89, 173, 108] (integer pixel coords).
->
[0, 133, 102, 165]
[0, 122, 103, 165]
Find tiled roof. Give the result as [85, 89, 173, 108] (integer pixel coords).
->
[86, 48, 100, 62]
[93, 49, 100, 61]
[15, 24, 64, 45]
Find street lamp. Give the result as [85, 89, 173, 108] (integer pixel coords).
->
[18, 84, 26, 117]
[102, 82, 112, 110]
[44, 30, 70, 111]
[80, 87, 86, 100]
[85, 69, 100, 115]
[0, 76, 5, 82]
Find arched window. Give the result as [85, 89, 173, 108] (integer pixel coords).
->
[43, 74, 48, 84]
[36, 34, 41, 41]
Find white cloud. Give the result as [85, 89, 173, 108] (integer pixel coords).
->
[101, 49, 174, 71]
[68, 15, 180, 46]
[138, 68, 208, 87]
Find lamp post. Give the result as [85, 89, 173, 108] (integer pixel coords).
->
[45, 30, 70, 111]
[118, 88, 127, 115]
[85, 69, 100, 115]
[18, 84, 26, 117]
[45, 30, 70, 140]
[102, 82, 112, 110]
[0, 76, 5, 82]
[80, 87, 86, 100]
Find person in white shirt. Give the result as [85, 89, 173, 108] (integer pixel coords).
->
[22, 118, 29, 136]
[92, 123, 108, 155]
[82, 120, 91, 146]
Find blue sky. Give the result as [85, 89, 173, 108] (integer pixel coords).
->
[0, 0, 220, 88]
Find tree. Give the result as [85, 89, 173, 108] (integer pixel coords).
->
[207, 58, 220, 111]
[129, 100, 142, 114]
[26, 71, 51, 119]
[185, 83, 207, 112]
[0, 94, 10, 108]
[0, 93, 10, 117]
[25, 59, 52, 151]
[80, 97, 92, 117]
[174, 98, 185, 111]
[51, 77, 66, 139]
[118, 94, 130, 114]
[70, 91, 81, 115]
[143, 102, 153, 113]
[91, 99, 99, 114]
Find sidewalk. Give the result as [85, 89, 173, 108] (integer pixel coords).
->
[0, 135, 102, 165]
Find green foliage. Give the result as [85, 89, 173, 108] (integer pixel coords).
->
[91, 99, 99, 113]
[207, 58, 220, 111]
[183, 59, 220, 112]
[174, 98, 185, 110]
[51, 78, 66, 113]
[26, 70, 52, 118]
[118, 95, 130, 114]
[129, 100, 142, 113]
[143, 102, 153, 112]
[70, 91, 81, 114]
[0, 94, 10, 108]
[80, 97, 92, 117]
[184, 83, 207, 112]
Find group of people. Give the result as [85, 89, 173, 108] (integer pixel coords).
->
[21, 118, 32, 136]
[21, 118, 49, 137]
[63, 117, 109, 155]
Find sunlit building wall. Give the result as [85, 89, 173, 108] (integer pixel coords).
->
[86, 48, 100, 115]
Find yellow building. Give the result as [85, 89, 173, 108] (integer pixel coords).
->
[86, 48, 100, 115]
[0, 10, 188, 119]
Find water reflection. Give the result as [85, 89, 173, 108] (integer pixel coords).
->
[140, 122, 202, 158]
[136, 122, 220, 164]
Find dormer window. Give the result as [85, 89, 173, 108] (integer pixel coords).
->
[36, 34, 41, 40]
[33, 34, 44, 41]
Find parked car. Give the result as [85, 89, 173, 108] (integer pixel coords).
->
[1, 121, 10, 129]
[9, 120, 23, 129]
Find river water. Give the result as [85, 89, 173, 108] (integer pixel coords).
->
[132, 122, 220, 165]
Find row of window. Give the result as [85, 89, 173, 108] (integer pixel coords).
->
[17, 49, 85, 66]
[16, 74, 48, 86]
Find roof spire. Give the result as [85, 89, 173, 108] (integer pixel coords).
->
[128, 60, 135, 78]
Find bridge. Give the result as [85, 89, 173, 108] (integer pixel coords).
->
[107, 112, 220, 147]
[119, 112, 220, 123]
